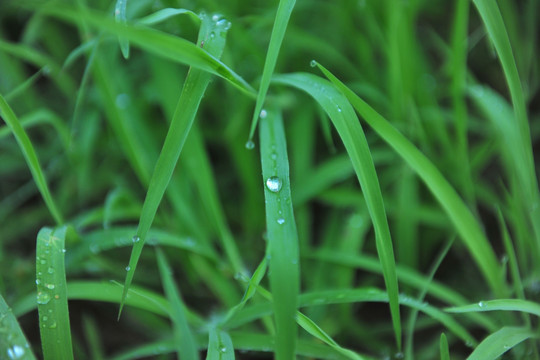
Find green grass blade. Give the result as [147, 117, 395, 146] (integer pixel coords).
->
[0, 293, 36, 360]
[445, 298, 540, 317]
[315, 63, 506, 298]
[259, 108, 300, 359]
[155, 248, 199, 360]
[440, 333, 450, 360]
[467, 327, 537, 360]
[0, 94, 63, 225]
[114, 0, 129, 59]
[38, 5, 256, 97]
[247, 0, 296, 144]
[119, 13, 231, 316]
[36, 226, 73, 360]
[206, 328, 234, 360]
[272, 72, 401, 350]
[137, 8, 199, 26]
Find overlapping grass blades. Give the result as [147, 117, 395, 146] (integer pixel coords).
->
[0, 94, 63, 225]
[247, 0, 296, 143]
[35, 226, 73, 360]
[0, 293, 36, 360]
[272, 72, 401, 349]
[206, 328, 234, 360]
[445, 298, 540, 317]
[119, 13, 237, 315]
[259, 109, 300, 359]
[466, 327, 537, 360]
[315, 63, 506, 298]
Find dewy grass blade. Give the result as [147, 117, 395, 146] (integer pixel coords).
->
[36, 226, 73, 360]
[114, 0, 129, 59]
[440, 333, 450, 360]
[38, 5, 256, 97]
[156, 248, 199, 360]
[0, 294, 36, 360]
[206, 328, 234, 360]
[445, 298, 540, 317]
[136, 8, 199, 26]
[272, 73, 402, 350]
[119, 13, 232, 317]
[246, 0, 296, 145]
[0, 94, 63, 225]
[315, 63, 506, 298]
[467, 327, 537, 360]
[259, 109, 300, 359]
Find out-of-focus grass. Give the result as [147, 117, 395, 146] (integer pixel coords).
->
[0, 0, 538, 359]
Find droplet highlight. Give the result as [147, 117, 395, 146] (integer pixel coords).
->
[245, 140, 255, 150]
[260, 109, 267, 119]
[132, 235, 140, 243]
[310, 60, 317, 67]
[277, 218, 285, 225]
[37, 292, 51, 305]
[266, 176, 282, 193]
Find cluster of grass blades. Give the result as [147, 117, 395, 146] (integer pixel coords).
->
[0, 0, 539, 359]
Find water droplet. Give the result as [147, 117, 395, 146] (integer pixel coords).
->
[210, 32, 215, 38]
[37, 292, 51, 305]
[36, 279, 41, 285]
[115, 93, 130, 109]
[270, 153, 277, 160]
[465, 341, 474, 348]
[62, 249, 66, 253]
[132, 235, 140, 243]
[310, 60, 317, 67]
[245, 140, 255, 150]
[478, 301, 486, 308]
[47, 267, 54, 274]
[46, 284, 55, 290]
[220, 347, 226, 353]
[7, 345, 25, 359]
[212, 14, 220, 21]
[185, 238, 195, 247]
[49, 322, 57, 329]
[277, 218, 285, 225]
[260, 109, 267, 119]
[40, 260, 46, 265]
[42, 316, 48, 321]
[266, 176, 282, 193]
[336, 106, 342, 112]
[125, 266, 131, 271]
[42, 65, 51, 75]
[395, 352, 404, 359]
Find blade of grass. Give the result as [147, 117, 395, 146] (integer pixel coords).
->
[315, 62, 506, 298]
[38, 5, 256, 97]
[136, 8, 198, 26]
[246, 0, 296, 144]
[467, 327, 537, 360]
[36, 226, 73, 360]
[206, 328, 234, 360]
[119, 13, 234, 317]
[114, 0, 129, 59]
[259, 108, 300, 359]
[272, 72, 401, 350]
[0, 293, 36, 360]
[155, 248, 199, 360]
[440, 333, 450, 360]
[445, 298, 540, 317]
[0, 94, 63, 225]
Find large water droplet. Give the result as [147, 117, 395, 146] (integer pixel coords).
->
[46, 284, 55, 290]
[277, 218, 285, 225]
[310, 60, 317, 67]
[7, 345, 25, 359]
[37, 292, 51, 305]
[260, 109, 267, 119]
[125, 266, 131, 271]
[245, 140, 255, 150]
[478, 301, 486, 308]
[266, 176, 282, 193]
[132, 235, 140, 243]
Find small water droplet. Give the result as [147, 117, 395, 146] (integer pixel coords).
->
[478, 301, 486, 308]
[47, 267, 54, 274]
[62, 248, 66, 253]
[220, 347, 226, 353]
[212, 14, 220, 21]
[46, 284, 55, 290]
[270, 153, 277, 160]
[37, 292, 51, 305]
[245, 140, 255, 150]
[132, 235, 140, 243]
[210, 32, 215, 38]
[395, 352, 404, 359]
[260, 109, 268, 119]
[7, 344, 25, 359]
[336, 106, 342, 112]
[42, 316, 48, 321]
[125, 266, 131, 271]
[40, 260, 46, 265]
[115, 93, 130, 109]
[36, 279, 41, 285]
[49, 322, 57, 329]
[310, 60, 317, 67]
[266, 176, 282, 193]
[277, 218, 285, 225]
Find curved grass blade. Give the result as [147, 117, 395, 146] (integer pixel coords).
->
[440, 333, 450, 360]
[118, 13, 234, 317]
[36, 226, 73, 360]
[467, 327, 537, 360]
[137, 8, 199, 26]
[156, 248, 199, 360]
[0, 94, 63, 225]
[445, 298, 540, 317]
[272, 73, 401, 349]
[206, 328, 234, 360]
[38, 5, 256, 97]
[259, 109, 300, 359]
[315, 62, 506, 298]
[0, 293, 36, 360]
[247, 0, 296, 144]
[114, 0, 129, 59]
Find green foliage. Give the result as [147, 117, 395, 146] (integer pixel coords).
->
[0, 0, 539, 359]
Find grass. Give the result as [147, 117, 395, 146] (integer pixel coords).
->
[0, 0, 539, 359]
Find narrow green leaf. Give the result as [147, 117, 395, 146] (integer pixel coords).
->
[316, 62, 506, 298]
[114, 0, 129, 59]
[259, 109, 300, 359]
[247, 0, 296, 143]
[273, 72, 401, 349]
[36, 226, 73, 360]
[445, 298, 540, 317]
[156, 248, 199, 360]
[0, 293, 36, 360]
[467, 327, 536, 360]
[0, 94, 63, 225]
[206, 328, 234, 360]
[440, 333, 450, 360]
[119, 13, 231, 316]
[137, 8, 199, 26]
